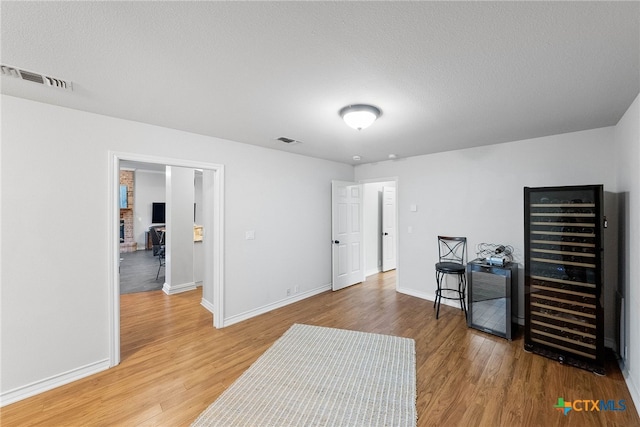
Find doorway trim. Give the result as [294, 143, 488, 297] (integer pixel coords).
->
[108, 151, 225, 367]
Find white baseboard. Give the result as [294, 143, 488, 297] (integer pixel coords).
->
[396, 286, 432, 301]
[201, 297, 215, 314]
[618, 361, 640, 417]
[397, 286, 526, 326]
[365, 268, 381, 278]
[0, 358, 110, 407]
[397, 286, 467, 311]
[223, 284, 331, 327]
[162, 281, 196, 295]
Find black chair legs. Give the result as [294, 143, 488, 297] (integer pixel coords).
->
[155, 249, 165, 280]
[149, 226, 165, 280]
[434, 270, 467, 320]
[435, 272, 441, 318]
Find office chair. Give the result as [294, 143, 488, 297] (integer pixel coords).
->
[149, 227, 165, 280]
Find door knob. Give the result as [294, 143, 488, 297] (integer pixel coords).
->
[383, 232, 389, 236]
[333, 240, 340, 244]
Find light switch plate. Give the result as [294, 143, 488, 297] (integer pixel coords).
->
[245, 230, 255, 240]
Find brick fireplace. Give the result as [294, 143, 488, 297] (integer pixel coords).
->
[119, 170, 137, 252]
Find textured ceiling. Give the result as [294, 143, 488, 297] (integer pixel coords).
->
[1, 1, 638, 165]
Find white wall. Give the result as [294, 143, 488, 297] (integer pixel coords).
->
[355, 127, 617, 332]
[614, 93, 640, 407]
[0, 95, 353, 402]
[194, 172, 204, 285]
[133, 169, 166, 249]
[2, 92, 636, 407]
[134, 168, 203, 283]
[195, 172, 203, 225]
[164, 166, 196, 294]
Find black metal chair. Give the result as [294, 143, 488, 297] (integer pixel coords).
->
[149, 226, 165, 280]
[434, 236, 467, 319]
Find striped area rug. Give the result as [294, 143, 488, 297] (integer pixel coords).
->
[192, 324, 416, 427]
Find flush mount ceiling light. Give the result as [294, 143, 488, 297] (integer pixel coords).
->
[339, 104, 381, 130]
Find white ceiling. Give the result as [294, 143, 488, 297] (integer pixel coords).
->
[1, 1, 638, 165]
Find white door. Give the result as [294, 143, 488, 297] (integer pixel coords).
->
[332, 180, 364, 291]
[382, 186, 397, 272]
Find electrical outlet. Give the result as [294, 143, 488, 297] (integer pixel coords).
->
[294, 286, 299, 293]
[286, 288, 291, 296]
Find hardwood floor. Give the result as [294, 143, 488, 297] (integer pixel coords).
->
[2, 271, 638, 426]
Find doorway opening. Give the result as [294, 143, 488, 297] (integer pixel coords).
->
[361, 178, 398, 291]
[108, 152, 224, 367]
[118, 161, 169, 294]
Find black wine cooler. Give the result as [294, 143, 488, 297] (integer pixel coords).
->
[524, 185, 605, 375]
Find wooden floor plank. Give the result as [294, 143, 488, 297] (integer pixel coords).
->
[1, 270, 638, 426]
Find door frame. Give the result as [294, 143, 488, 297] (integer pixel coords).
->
[108, 151, 225, 367]
[381, 185, 397, 272]
[359, 177, 399, 290]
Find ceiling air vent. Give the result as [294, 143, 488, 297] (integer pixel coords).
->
[0, 64, 73, 91]
[1, 65, 20, 78]
[19, 70, 44, 84]
[275, 136, 301, 144]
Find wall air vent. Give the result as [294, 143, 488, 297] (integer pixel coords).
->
[275, 137, 301, 144]
[0, 64, 73, 91]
